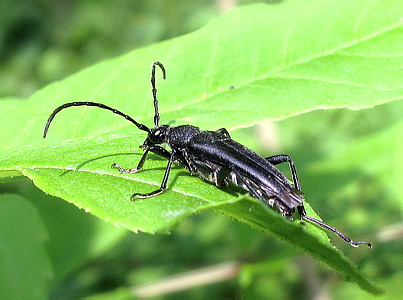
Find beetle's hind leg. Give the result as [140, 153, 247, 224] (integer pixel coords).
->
[265, 155, 301, 191]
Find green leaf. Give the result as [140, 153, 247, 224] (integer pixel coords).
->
[0, 134, 383, 294]
[0, 135, 239, 233]
[0, 194, 52, 300]
[16, 181, 128, 284]
[0, 1, 400, 150]
[0, 0, 399, 294]
[218, 199, 381, 294]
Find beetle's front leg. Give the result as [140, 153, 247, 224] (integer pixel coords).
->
[131, 150, 176, 200]
[112, 145, 171, 173]
[111, 146, 151, 173]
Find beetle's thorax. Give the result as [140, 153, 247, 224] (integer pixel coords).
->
[166, 125, 201, 149]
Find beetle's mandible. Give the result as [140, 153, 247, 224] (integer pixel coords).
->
[43, 61, 372, 249]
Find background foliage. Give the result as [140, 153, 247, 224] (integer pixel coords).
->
[0, 0, 401, 299]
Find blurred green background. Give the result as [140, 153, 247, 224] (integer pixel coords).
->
[0, 0, 401, 299]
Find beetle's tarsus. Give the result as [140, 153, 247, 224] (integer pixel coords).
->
[111, 163, 140, 174]
[351, 241, 373, 249]
[131, 189, 165, 200]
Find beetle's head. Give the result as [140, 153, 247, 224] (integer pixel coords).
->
[146, 125, 170, 145]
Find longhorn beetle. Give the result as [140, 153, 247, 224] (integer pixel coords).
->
[44, 61, 372, 249]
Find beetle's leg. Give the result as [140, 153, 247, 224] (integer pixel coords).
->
[265, 155, 301, 191]
[131, 150, 176, 200]
[216, 128, 231, 138]
[149, 145, 171, 159]
[216, 166, 232, 186]
[175, 148, 197, 173]
[111, 146, 151, 173]
[112, 145, 171, 173]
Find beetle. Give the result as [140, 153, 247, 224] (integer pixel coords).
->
[43, 61, 372, 248]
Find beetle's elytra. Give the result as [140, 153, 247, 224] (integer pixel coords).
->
[44, 61, 372, 249]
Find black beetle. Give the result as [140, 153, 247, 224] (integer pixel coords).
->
[44, 61, 372, 248]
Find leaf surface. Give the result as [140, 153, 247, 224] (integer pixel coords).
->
[0, 1, 399, 294]
[0, 1, 400, 150]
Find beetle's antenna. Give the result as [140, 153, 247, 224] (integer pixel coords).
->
[151, 61, 166, 127]
[297, 207, 372, 249]
[43, 101, 150, 138]
[303, 215, 372, 249]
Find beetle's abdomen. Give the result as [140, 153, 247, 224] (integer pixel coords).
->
[187, 130, 303, 215]
[189, 157, 302, 216]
